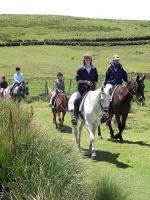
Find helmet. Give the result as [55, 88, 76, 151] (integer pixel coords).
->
[113, 55, 120, 61]
[16, 67, 20, 71]
[57, 72, 63, 77]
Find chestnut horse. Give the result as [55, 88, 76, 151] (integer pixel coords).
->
[98, 74, 145, 142]
[48, 91, 69, 129]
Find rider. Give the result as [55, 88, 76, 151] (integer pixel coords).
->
[71, 53, 98, 125]
[0, 76, 8, 94]
[49, 72, 65, 109]
[102, 54, 129, 122]
[10, 66, 24, 95]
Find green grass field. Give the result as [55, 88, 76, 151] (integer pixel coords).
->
[0, 45, 150, 96]
[0, 15, 150, 40]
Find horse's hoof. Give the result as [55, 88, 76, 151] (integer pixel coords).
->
[91, 152, 96, 160]
[98, 136, 102, 140]
[119, 138, 124, 143]
[114, 134, 119, 140]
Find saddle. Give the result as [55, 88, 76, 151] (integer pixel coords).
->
[79, 91, 91, 112]
[109, 85, 120, 101]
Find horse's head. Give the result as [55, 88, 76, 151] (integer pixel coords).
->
[135, 74, 145, 103]
[59, 93, 69, 111]
[100, 87, 111, 112]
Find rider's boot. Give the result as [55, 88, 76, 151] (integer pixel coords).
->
[71, 99, 81, 125]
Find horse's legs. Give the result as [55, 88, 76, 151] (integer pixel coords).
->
[61, 112, 66, 128]
[78, 121, 84, 149]
[57, 112, 62, 129]
[72, 124, 80, 150]
[115, 113, 125, 142]
[85, 122, 96, 159]
[106, 114, 115, 141]
[98, 125, 102, 140]
[117, 113, 128, 142]
[52, 109, 57, 128]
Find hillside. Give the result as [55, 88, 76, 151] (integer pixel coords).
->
[0, 14, 150, 40]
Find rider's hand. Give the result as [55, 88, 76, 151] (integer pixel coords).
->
[86, 81, 91, 86]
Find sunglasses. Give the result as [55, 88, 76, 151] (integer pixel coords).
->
[85, 57, 91, 60]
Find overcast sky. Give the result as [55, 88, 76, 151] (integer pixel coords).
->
[0, 0, 150, 20]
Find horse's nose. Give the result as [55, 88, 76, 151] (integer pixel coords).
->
[139, 96, 145, 102]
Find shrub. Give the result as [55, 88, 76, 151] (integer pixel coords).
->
[93, 176, 129, 200]
[0, 100, 89, 200]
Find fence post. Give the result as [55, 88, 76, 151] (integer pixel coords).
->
[68, 79, 72, 95]
[44, 81, 48, 94]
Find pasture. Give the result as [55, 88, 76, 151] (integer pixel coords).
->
[0, 44, 150, 199]
[0, 15, 150, 40]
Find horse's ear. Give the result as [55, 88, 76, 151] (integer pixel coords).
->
[136, 74, 140, 82]
[142, 74, 145, 81]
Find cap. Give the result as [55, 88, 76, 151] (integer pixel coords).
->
[113, 55, 120, 61]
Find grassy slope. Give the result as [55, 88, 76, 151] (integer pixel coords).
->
[0, 15, 150, 40]
[28, 100, 150, 200]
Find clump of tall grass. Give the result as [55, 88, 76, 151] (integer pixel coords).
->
[93, 176, 129, 200]
[0, 99, 89, 200]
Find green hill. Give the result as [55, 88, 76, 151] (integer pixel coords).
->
[0, 14, 150, 40]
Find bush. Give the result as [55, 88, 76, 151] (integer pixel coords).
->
[0, 100, 89, 200]
[93, 176, 129, 200]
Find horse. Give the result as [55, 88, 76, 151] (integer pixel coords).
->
[0, 89, 5, 98]
[68, 88, 111, 159]
[98, 74, 145, 142]
[48, 91, 69, 129]
[4, 81, 29, 102]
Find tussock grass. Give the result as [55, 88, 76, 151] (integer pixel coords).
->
[0, 100, 90, 200]
[94, 176, 129, 200]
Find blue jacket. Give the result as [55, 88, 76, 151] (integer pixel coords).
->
[76, 66, 98, 95]
[104, 63, 128, 86]
[14, 72, 24, 83]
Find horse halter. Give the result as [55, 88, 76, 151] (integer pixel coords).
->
[126, 81, 137, 97]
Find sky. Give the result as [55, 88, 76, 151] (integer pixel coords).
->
[0, 0, 150, 20]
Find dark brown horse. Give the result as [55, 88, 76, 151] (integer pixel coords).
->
[98, 74, 145, 142]
[48, 92, 69, 129]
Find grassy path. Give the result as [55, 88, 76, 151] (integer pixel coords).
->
[26, 100, 150, 200]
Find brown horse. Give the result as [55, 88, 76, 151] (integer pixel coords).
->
[98, 74, 145, 142]
[48, 92, 69, 129]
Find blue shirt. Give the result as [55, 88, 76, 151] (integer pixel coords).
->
[104, 63, 128, 86]
[14, 72, 24, 83]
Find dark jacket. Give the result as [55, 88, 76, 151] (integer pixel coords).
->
[104, 63, 128, 86]
[76, 66, 98, 95]
[0, 80, 8, 89]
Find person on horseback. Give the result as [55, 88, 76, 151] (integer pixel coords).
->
[10, 66, 24, 95]
[71, 53, 99, 125]
[49, 72, 65, 110]
[0, 76, 8, 94]
[102, 54, 129, 123]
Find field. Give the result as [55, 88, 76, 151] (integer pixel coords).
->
[0, 15, 150, 40]
[0, 15, 150, 200]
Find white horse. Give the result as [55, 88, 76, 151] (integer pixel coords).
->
[68, 88, 111, 159]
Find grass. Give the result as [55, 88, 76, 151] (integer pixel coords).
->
[0, 15, 150, 40]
